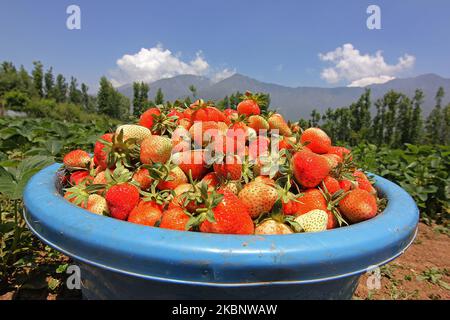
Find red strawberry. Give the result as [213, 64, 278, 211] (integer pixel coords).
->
[200, 172, 220, 189]
[159, 207, 191, 231]
[353, 171, 376, 194]
[173, 150, 208, 180]
[300, 128, 331, 154]
[69, 171, 93, 185]
[63, 150, 90, 169]
[132, 168, 153, 190]
[339, 189, 378, 223]
[200, 191, 254, 235]
[139, 107, 161, 130]
[190, 101, 228, 123]
[281, 195, 302, 215]
[339, 179, 355, 192]
[213, 155, 242, 180]
[323, 176, 341, 194]
[94, 133, 113, 170]
[128, 201, 162, 227]
[237, 99, 260, 116]
[328, 146, 351, 161]
[292, 150, 331, 188]
[156, 166, 188, 190]
[105, 183, 140, 220]
[295, 189, 328, 215]
[323, 153, 341, 169]
[140, 135, 172, 164]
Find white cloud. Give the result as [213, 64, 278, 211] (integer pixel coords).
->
[319, 43, 415, 87]
[110, 44, 234, 86]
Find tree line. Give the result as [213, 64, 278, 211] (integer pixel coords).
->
[298, 88, 450, 147]
[0, 61, 129, 121]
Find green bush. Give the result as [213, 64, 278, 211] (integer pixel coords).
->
[353, 143, 450, 223]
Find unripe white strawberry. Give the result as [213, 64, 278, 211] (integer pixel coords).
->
[294, 209, 328, 232]
[115, 124, 152, 143]
[87, 194, 109, 215]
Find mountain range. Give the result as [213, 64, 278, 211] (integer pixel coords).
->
[117, 73, 450, 120]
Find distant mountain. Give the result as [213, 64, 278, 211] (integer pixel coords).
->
[117, 73, 450, 120]
[117, 74, 212, 102]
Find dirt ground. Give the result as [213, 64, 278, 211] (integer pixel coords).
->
[1, 222, 449, 300]
[354, 222, 450, 300]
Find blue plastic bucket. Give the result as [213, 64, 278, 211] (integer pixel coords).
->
[23, 163, 419, 299]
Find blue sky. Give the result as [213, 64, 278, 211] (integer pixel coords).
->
[1, 0, 449, 91]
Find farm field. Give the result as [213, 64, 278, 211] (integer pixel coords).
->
[0, 115, 448, 300]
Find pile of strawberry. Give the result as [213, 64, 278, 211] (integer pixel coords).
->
[61, 93, 381, 235]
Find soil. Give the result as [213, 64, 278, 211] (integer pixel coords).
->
[1, 222, 449, 300]
[354, 222, 450, 300]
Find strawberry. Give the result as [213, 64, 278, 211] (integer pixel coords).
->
[115, 125, 152, 143]
[132, 167, 153, 190]
[94, 135, 111, 168]
[247, 115, 269, 131]
[339, 179, 355, 192]
[172, 149, 208, 181]
[328, 146, 351, 161]
[127, 200, 162, 227]
[69, 171, 93, 185]
[63, 149, 91, 169]
[171, 126, 191, 153]
[268, 113, 292, 136]
[86, 194, 109, 215]
[237, 99, 260, 116]
[323, 176, 341, 195]
[295, 189, 328, 215]
[300, 128, 331, 154]
[338, 189, 378, 223]
[278, 136, 295, 151]
[292, 150, 331, 188]
[156, 166, 188, 190]
[353, 171, 376, 194]
[159, 207, 191, 231]
[217, 180, 242, 195]
[200, 172, 220, 189]
[255, 219, 293, 235]
[105, 183, 140, 220]
[190, 101, 228, 123]
[223, 108, 239, 120]
[139, 107, 161, 130]
[323, 153, 341, 169]
[213, 154, 242, 180]
[238, 180, 278, 218]
[189, 121, 221, 147]
[199, 191, 254, 235]
[140, 135, 172, 164]
[294, 209, 328, 232]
